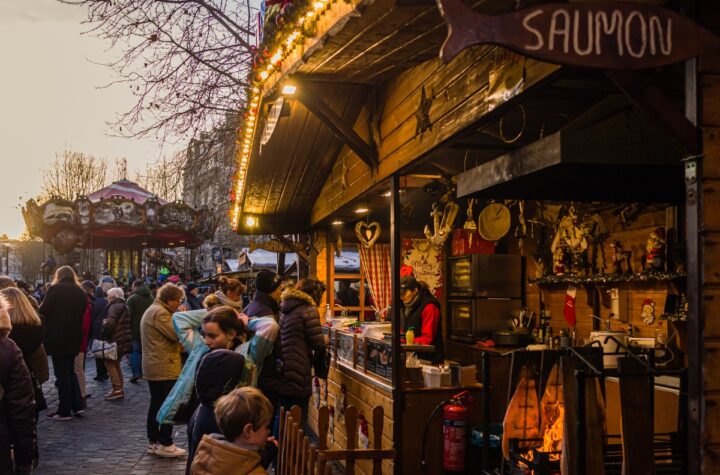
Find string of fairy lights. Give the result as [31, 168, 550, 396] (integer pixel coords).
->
[230, 0, 345, 230]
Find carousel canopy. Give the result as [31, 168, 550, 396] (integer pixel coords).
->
[88, 179, 167, 204]
[22, 180, 216, 254]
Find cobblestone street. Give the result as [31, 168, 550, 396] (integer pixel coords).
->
[36, 357, 188, 475]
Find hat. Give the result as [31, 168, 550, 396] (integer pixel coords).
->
[256, 269, 282, 293]
[400, 275, 420, 292]
[195, 349, 246, 405]
[167, 275, 181, 284]
[81, 280, 95, 290]
[400, 265, 414, 278]
[187, 282, 198, 292]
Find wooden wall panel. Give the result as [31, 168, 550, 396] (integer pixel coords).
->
[307, 365, 394, 475]
[311, 50, 559, 225]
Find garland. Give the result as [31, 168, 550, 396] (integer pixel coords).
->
[528, 271, 687, 286]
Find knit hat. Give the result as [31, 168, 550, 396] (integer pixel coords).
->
[195, 349, 246, 406]
[81, 280, 95, 291]
[255, 269, 282, 293]
[400, 275, 420, 292]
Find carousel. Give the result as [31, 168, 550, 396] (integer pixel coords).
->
[22, 179, 215, 281]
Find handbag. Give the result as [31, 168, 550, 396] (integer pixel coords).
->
[89, 339, 118, 361]
[312, 347, 330, 379]
[30, 373, 47, 412]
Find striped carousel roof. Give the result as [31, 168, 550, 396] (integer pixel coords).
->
[87, 179, 166, 204]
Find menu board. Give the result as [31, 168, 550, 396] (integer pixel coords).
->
[337, 332, 354, 365]
[366, 339, 392, 380]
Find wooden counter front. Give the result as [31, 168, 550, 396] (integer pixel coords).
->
[308, 361, 395, 475]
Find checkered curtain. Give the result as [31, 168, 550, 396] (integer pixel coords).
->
[358, 244, 391, 320]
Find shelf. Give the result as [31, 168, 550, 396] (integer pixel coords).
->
[529, 271, 687, 286]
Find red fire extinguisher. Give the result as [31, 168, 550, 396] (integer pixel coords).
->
[443, 391, 469, 471]
[421, 390, 472, 472]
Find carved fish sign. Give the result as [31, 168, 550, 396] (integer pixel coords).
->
[436, 0, 720, 69]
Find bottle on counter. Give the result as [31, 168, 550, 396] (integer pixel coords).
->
[406, 326, 415, 346]
[560, 329, 570, 348]
[325, 304, 332, 323]
[545, 327, 554, 347]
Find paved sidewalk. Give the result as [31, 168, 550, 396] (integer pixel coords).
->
[35, 357, 188, 475]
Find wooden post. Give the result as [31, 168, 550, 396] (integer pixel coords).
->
[390, 174, 404, 474]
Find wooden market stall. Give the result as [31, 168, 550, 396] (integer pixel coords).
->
[230, 0, 720, 473]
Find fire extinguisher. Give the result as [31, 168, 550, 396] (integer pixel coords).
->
[421, 390, 472, 472]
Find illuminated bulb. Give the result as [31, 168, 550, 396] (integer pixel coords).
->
[313, 1, 324, 10]
[246, 216, 257, 228]
[382, 190, 391, 197]
[332, 220, 344, 225]
[306, 11, 314, 17]
[354, 207, 369, 214]
[259, 70, 269, 80]
[281, 84, 297, 95]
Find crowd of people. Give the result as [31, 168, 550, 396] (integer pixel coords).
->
[0, 266, 329, 474]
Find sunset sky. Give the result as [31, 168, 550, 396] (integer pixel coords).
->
[0, 0, 180, 238]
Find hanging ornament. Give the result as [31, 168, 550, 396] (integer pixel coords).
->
[641, 299, 656, 325]
[313, 376, 321, 409]
[355, 221, 381, 248]
[424, 201, 459, 248]
[563, 285, 577, 326]
[338, 384, 347, 424]
[358, 412, 370, 449]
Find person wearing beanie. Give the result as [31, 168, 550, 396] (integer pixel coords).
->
[243, 270, 283, 408]
[186, 283, 203, 311]
[400, 275, 444, 364]
[0, 299, 38, 474]
[186, 349, 246, 470]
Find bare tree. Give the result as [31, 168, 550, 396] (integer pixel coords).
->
[61, 0, 255, 143]
[39, 149, 109, 201]
[135, 154, 185, 202]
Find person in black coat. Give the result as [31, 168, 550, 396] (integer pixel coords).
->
[39, 266, 87, 420]
[0, 301, 37, 474]
[271, 279, 327, 435]
[186, 349, 246, 473]
[83, 282, 109, 381]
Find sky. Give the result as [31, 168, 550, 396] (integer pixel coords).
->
[0, 0, 181, 239]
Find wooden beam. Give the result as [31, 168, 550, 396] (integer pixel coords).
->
[605, 70, 700, 154]
[294, 82, 379, 170]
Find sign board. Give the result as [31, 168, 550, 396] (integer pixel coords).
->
[261, 97, 284, 146]
[437, 0, 720, 69]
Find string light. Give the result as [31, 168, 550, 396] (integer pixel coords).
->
[232, 0, 341, 229]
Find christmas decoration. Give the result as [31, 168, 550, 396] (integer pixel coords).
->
[641, 299, 656, 325]
[564, 285, 577, 326]
[358, 412, 370, 449]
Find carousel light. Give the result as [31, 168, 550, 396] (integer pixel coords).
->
[313, 1, 324, 10]
[259, 70, 269, 80]
[306, 11, 314, 17]
[245, 216, 258, 228]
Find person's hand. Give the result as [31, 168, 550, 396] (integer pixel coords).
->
[237, 312, 250, 326]
[267, 436, 278, 447]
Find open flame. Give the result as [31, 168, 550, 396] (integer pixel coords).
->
[540, 403, 564, 459]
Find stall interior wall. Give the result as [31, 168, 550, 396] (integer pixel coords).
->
[307, 366, 395, 475]
[519, 206, 677, 342]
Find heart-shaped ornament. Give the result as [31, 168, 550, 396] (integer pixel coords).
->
[355, 221, 381, 248]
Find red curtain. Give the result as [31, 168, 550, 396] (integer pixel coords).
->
[358, 244, 391, 321]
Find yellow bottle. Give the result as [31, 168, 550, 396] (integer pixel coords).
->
[406, 326, 415, 346]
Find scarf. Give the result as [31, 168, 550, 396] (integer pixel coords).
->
[403, 291, 421, 310]
[214, 291, 244, 310]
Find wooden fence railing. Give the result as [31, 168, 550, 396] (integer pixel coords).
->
[277, 404, 395, 475]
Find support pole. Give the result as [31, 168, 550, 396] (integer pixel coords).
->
[390, 174, 403, 475]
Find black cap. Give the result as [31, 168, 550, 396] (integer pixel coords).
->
[256, 269, 282, 293]
[400, 275, 420, 292]
[81, 280, 95, 290]
[187, 282, 198, 292]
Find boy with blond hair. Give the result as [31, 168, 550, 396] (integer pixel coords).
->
[191, 387, 274, 475]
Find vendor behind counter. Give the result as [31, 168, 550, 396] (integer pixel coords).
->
[400, 275, 444, 364]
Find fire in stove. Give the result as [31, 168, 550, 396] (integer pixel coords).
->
[503, 363, 565, 474]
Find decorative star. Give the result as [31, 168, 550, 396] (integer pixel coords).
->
[415, 86, 433, 138]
